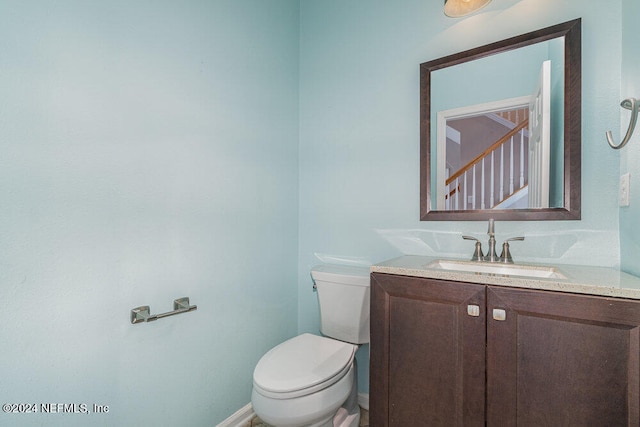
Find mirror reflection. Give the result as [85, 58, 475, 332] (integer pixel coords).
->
[420, 19, 581, 221]
[432, 38, 564, 211]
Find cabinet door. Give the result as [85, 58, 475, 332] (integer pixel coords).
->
[487, 286, 640, 426]
[370, 273, 486, 426]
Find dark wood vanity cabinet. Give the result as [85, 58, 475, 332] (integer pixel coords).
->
[370, 273, 640, 426]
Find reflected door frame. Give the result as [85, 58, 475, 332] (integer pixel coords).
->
[436, 95, 530, 210]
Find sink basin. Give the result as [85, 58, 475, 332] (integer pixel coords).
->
[426, 259, 567, 279]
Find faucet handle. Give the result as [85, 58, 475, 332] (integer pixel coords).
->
[462, 235, 485, 262]
[505, 236, 525, 242]
[499, 237, 525, 263]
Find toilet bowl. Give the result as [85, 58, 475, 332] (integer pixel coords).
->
[251, 264, 370, 427]
[252, 333, 360, 427]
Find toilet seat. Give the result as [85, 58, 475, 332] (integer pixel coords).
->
[253, 333, 357, 399]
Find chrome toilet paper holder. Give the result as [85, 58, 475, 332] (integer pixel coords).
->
[131, 297, 197, 324]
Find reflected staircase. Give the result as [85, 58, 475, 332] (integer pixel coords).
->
[445, 116, 529, 210]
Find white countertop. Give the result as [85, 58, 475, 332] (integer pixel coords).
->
[371, 255, 640, 300]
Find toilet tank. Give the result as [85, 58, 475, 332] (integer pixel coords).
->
[311, 264, 371, 345]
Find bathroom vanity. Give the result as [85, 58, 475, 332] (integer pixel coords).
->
[369, 256, 640, 426]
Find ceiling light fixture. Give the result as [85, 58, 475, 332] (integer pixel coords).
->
[444, 0, 492, 18]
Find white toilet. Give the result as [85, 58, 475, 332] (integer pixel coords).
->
[251, 264, 370, 427]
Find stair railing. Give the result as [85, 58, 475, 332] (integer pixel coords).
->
[445, 118, 529, 210]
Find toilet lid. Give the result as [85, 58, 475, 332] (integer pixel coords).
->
[253, 333, 357, 394]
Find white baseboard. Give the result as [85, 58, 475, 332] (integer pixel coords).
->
[217, 393, 369, 426]
[216, 402, 254, 427]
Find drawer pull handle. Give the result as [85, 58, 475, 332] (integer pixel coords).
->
[493, 308, 507, 321]
[467, 305, 480, 317]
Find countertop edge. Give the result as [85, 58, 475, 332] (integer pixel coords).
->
[370, 256, 640, 301]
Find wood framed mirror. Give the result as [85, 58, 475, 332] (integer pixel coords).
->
[420, 19, 581, 221]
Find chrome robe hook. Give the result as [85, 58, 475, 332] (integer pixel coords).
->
[606, 97, 639, 149]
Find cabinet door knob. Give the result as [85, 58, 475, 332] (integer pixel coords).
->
[467, 304, 480, 317]
[492, 308, 507, 321]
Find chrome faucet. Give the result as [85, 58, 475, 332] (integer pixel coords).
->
[462, 219, 525, 263]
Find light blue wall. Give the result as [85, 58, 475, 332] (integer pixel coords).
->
[0, 1, 299, 425]
[299, 0, 622, 394]
[620, 0, 640, 276]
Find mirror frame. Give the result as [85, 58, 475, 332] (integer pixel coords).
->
[420, 19, 581, 221]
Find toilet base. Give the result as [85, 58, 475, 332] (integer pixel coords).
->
[332, 359, 360, 427]
[332, 407, 360, 427]
[299, 411, 358, 427]
[282, 402, 360, 427]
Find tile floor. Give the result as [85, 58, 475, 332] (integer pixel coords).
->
[244, 407, 369, 427]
